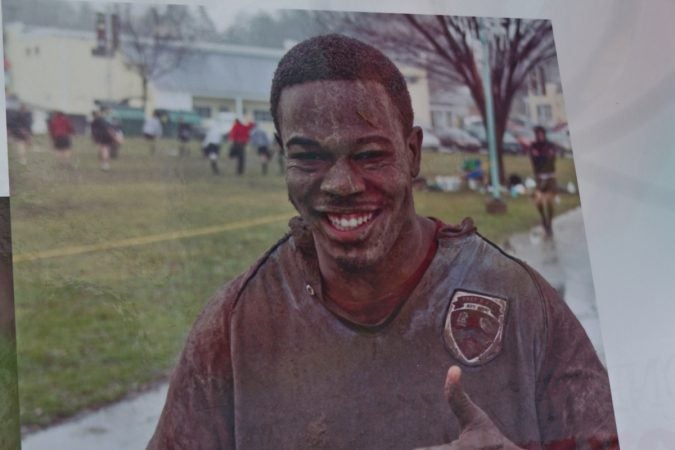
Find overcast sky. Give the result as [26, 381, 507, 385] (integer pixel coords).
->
[71, 0, 274, 32]
[204, 2, 280, 32]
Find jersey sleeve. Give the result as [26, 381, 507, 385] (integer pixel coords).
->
[147, 283, 239, 450]
[528, 268, 620, 449]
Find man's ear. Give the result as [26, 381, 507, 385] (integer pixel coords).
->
[274, 132, 285, 155]
[407, 126, 423, 178]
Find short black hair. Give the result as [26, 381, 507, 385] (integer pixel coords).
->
[270, 34, 413, 138]
[534, 125, 547, 134]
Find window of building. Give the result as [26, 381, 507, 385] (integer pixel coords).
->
[537, 104, 553, 124]
[253, 110, 272, 122]
[431, 110, 453, 129]
[195, 106, 211, 118]
[538, 67, 547, 95]
[529, 67, 547, 96]
[219, 106, 230, 112]
[431, 111, 442, 129]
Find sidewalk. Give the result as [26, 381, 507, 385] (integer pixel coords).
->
[22, 207, 603, 450]
[504, 207, 605, 362]
[22, 383, 168, 450]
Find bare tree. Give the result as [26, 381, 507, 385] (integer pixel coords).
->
[322, 13, 557, 182]
[220, 10, 325, 48]
[118, 5, 200, 110]
[194, 5, 221, 42]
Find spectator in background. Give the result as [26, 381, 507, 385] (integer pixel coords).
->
[202, 121, 224, 175]
[249, 126, 271, 175]
[102, 107, 123, 159]
[461, 157, 485, 191]
[527, 126, 557, 238]
[177, 118, 192, 157]
[7, 103, 32, 165]
[143, 110, 163, 155]
[48, 111, 74, 166]
[228, 117, 255, 175]
[90, 110, 116, 171]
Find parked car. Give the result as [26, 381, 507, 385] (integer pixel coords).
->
[435, 127, 482, 152]
[421, 126, 440, 151]
[509, 127, 535, 147]
[546, 130, 573, 156]
[464, 123, 524, 154]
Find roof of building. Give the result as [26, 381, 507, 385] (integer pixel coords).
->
[8, 22, 284, 101]
[151, 48, 282, 101]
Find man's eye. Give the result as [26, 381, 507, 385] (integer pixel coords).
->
[353, 150, 384, 161]
[289, 152, 325, 161]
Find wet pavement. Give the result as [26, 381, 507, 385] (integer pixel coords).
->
[504, 207, 605, 362]
[22, 383, 168, 450]
[21, 207, 603, 450]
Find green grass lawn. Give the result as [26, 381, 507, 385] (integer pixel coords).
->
[8, 136, 580, 428]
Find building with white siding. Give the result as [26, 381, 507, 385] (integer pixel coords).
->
[4, 22, 433, 136]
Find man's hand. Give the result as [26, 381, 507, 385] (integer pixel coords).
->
[415, 366, 525, 450]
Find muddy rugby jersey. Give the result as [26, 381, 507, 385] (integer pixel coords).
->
[149, 218, 618, 450]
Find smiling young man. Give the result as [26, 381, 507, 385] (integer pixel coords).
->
[149, 35, 618, 450]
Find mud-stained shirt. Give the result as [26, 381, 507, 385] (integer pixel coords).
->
[148, 217, 618, 450]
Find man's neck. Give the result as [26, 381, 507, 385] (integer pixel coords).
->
[316, 215, 437, 323]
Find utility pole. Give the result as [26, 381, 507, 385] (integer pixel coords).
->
[478, 19, 507, 214]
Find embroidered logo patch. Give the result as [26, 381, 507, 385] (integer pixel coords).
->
[444, 290, 508, 366]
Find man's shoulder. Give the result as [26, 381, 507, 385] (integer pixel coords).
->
[435, 219, 554, 306]
[192, 233, 295, 325]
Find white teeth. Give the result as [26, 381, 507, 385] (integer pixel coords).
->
[328, 213, 374, 231]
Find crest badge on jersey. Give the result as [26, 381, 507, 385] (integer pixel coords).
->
[444, 290, 508, 366]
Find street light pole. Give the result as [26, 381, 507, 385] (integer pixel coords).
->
[478, 18, 507, 214]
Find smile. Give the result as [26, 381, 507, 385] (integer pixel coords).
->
[325, 212, 375, 231]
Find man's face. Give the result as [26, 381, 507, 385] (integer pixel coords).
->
[535, 130, 546, 142]
[278, 80, 422, 271]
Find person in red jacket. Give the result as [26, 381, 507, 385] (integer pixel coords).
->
[48, 111, 74, 166]
[227, 118, 255, 175]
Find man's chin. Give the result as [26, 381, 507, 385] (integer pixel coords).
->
[326, 247, 385, 273]
[333, 256, 374, 273]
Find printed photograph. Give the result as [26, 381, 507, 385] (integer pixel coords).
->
[2, 1, 619, 448]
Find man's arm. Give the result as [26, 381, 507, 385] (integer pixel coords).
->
[418, 265, 619, 450]
[529, 268, 619, 449]
[147, 287, 237, 450]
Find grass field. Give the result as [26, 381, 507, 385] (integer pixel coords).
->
[8, 135, 580, 428]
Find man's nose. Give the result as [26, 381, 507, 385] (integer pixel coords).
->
[320, 158, 365, 197]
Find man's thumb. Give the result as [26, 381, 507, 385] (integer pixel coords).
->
[444, 366, 485, 430]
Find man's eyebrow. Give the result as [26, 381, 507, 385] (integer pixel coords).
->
[285, 135, 392, 149]
[285, 136, 320, 148]
[354, 135, 393, 146]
